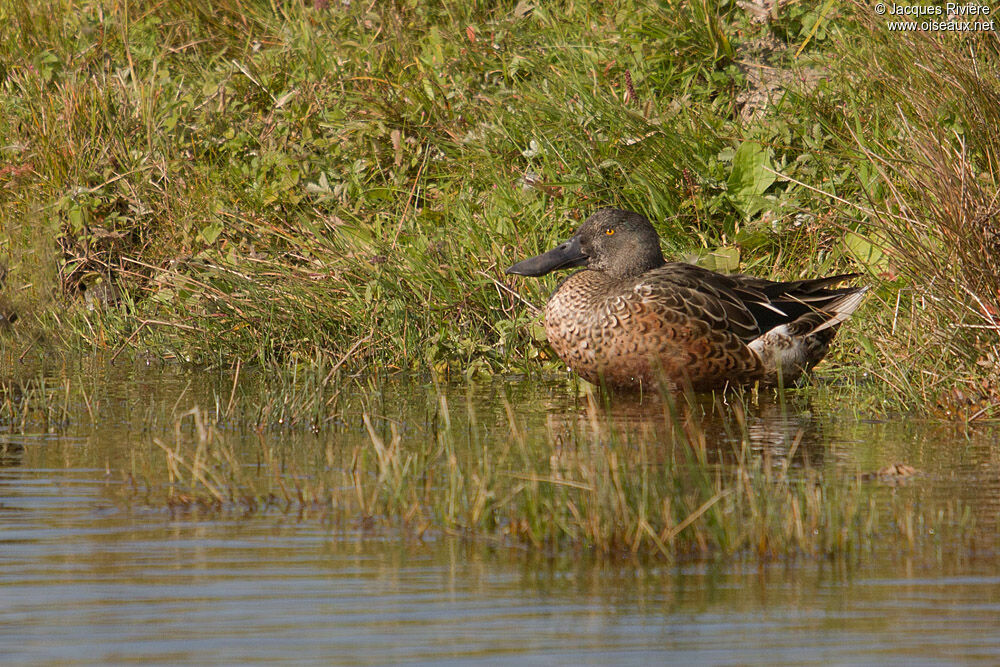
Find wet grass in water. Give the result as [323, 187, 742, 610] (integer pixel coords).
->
[90, 375, 974, 563]
[0, 355, 988, 564]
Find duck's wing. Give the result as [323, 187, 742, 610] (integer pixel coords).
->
[637, 263, 863, 343]
[634, 263, 765, 343]
[726, 271, 864, 333]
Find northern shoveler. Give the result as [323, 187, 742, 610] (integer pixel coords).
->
[506, 208, 867, 391]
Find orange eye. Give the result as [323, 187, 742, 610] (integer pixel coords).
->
[605, 228, 615, 236]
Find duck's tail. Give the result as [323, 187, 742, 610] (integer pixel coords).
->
[748, 286, 869, 385]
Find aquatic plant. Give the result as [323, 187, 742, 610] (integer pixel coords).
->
[135, 382, 974, 562]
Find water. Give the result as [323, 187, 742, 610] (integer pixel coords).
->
[2, 362, 1000, 664]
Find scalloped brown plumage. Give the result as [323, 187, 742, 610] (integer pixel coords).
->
[507, 208, 867, 391]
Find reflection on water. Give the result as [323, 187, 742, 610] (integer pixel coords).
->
[542, 389, 835, 463]
[1, 361, 1000, 663]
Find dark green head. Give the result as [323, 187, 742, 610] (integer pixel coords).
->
[506, 208, 666, 280]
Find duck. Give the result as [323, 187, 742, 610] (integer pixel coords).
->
[506, 208, 868, 391]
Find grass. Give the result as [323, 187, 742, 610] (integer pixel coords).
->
[108, 378, 974, 562]
[1, 354, 986, 562]
[0, 1, 997, 416]
[1, 1, 995, 563]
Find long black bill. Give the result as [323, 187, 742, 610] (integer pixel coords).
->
[505, 236, 588, 277]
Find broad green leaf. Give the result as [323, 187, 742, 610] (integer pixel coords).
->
[199, 220, 224, 244]
[728, 142, 776, 218]
[844, 231, 888, 271]
[693, 246, 741, 273]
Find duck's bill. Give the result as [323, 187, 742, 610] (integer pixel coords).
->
[505, 236, 588, 276]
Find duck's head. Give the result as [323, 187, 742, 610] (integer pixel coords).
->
[506, 208, 665, 280]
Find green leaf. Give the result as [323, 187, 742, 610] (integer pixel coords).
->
[68, 205, 85, 232]
[844, 231, 888, 271]
[694, 246, 741, 273]
[734, 228, 770, 251]
[728, 142, 776, 219]
[198, 220, 224, 244]
[364, 187, 393, 202]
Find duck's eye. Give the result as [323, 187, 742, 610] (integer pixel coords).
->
[604, 228, 615, 236]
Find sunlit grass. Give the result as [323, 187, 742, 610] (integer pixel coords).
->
[1, 358, 985, 562]
[0, 2, 997, 416]
[119, 381, 974, 562]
